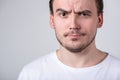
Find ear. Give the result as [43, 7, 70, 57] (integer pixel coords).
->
[50, 14, 55, 29]
[97, 13, 103, 28]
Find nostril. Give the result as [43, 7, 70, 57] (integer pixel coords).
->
[69, 27, 80, 30]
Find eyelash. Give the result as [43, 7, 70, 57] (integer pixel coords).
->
[78, 12, 90, 16]
[59, 12, 68, 17]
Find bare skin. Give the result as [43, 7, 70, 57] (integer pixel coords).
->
[50, 0, 107, 68]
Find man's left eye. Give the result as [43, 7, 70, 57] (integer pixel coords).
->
[78, 12, 91, 17]
[82, 13, 88, 16]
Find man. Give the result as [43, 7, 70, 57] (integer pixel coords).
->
[18, 0, 120, 80]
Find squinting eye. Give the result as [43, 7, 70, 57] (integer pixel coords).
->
[59, 12, 68, 17]
[82, 13, 88, 16]
[61, 12, 66, 16]
[78, 12, 90, 17]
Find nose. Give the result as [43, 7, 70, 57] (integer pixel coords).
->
[69, 14, 80, 30]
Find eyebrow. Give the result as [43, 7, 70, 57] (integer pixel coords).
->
[75, 10, 92, 15]
[56, 8, 92, 14]
[56, 8, 72, 13]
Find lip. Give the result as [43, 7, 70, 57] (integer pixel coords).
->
[68, 34, 81, 38]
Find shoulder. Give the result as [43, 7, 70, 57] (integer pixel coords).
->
[107, 55, 120, 78]
[108, 55, 120, 71]
[25, 52, 54, 69]
[102, 54, 120, 80]
[109, 55, 120, 66]
[18, 52, 56, 80]
[20, 51, 56, 73]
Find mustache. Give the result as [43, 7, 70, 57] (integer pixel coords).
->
[64, 30, 86, 37]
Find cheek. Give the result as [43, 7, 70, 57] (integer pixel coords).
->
[53, 19, 65, 35]
[54, 16, 70, 29]
[80, 19, 98, 36]
[82, 18, 98, 29]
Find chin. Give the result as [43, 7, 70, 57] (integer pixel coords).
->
[66, 47, 85, 53]
[64, 44, 86, 53]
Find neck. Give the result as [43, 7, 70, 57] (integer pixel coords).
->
[56, 42, 107, 68]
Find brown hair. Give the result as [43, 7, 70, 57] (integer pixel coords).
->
[49, 0, 103, 15]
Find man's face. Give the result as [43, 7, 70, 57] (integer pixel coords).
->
[50, 0, 103, 52]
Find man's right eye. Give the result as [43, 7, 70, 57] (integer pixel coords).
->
[58, 12, 68, 18]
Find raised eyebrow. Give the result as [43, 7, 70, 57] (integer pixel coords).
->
[56, 8, 71, 13]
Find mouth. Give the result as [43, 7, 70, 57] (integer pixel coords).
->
[64, 31, 86, 39]
[68, 34, 81, 38]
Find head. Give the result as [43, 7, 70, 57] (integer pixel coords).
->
[49, 0, 103, 52]
[49, 0, 104, 15]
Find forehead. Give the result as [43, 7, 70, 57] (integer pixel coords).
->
[53, 0, 97, 12]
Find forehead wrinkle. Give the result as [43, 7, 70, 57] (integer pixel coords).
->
[67, 0, 96, 13]
[53, 0, 97, 15]
[67, 0, 79, 12]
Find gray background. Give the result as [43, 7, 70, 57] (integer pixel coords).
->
[0, 0, 120, 80]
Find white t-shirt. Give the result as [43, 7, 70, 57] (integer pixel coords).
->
[18, 51, 120, 80]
